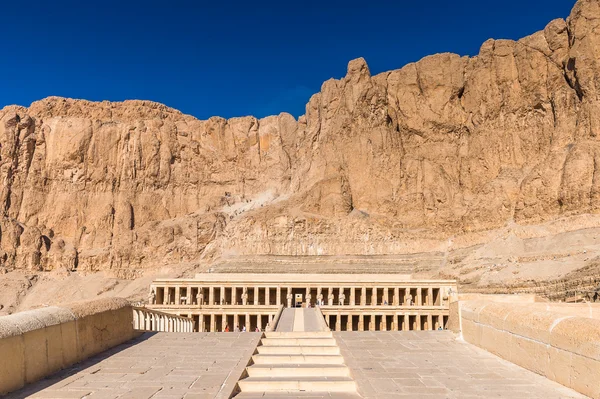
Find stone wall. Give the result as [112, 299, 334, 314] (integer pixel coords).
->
[460, 299, 600, 398]
[0, 298, 140, 395]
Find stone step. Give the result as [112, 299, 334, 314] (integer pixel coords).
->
[251, 354, 345, 365]
[260, 337, 338, 346]
[246, 364, 350, 378]
[256, 345, 340, 355]
[237, 377, 357, 392]
[265, 331, 332, 338]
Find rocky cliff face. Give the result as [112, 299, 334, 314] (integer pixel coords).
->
[1, 0, 600, 277]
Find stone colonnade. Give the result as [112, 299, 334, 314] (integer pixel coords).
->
[151, 284, 451, 308]
[133, 308, 194, 332]
[147, 274, 457, 333]
[193, 310, 279, 332]
[321, 311, 449, 332]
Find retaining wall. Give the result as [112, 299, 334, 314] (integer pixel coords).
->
[0, 298, 141, 395]
[461, 300, 600, 398]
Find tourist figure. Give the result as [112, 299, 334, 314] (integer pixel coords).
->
[384, 300, 388, 305]
[242, 288, 249, 306]
[255, 326, 260, 332]
[328, 291, 334, 306]
[339, 293, 346, 306]
[242, 325, 247, 332]
[225, 324, 230, 332]
[148, 289, 156, 305]
[234, 325, 240, 332]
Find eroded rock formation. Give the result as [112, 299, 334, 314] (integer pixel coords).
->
[1, 0, 600, 276]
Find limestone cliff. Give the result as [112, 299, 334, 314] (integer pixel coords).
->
[1, 0, 600, 277]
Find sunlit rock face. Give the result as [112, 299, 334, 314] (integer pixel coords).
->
[1, 0, 600, 275]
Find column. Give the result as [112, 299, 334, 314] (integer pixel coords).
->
[403, 314, 409, 331]
[416, 314, 422, 331]
[350, 287, 356, 306]
[209, 287, 215, 305]
[245, 312, 251, 331]
[276, 286, 281, 306]
[335, 313, 341, 331]
[232, 286, 237, 305]
[383, 287, 389, 305]
[175, 286, 181, 305]
[360, 287, 366, 306]
[369, 314, 375, 331]
[381, 315, 387, 331]
[254, 287, 259, 305]
[371, 288, 377, 306]
[358, 314, 364, 331]
[427, 314, 432, 331]
[427, 287, 433, 306]
[199, 313, 204, 332]
[392, 315, 399, 331]
[417, 288, 422, 306]
[220, 286, 225, 305]
[221, 314, 227, 331]
[257, 314, 262, 331]
[265, 287, 270, 306]
[347, 315, 353, 331]
[393, 287, 399, 306]
[234, 313, 239, 331]
[163, 287, 168, 304]
[210, 314, 215, 332]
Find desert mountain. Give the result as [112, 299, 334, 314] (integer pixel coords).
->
[2, 0, 600, 311]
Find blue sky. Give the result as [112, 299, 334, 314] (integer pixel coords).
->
[1, 0, 575, 119]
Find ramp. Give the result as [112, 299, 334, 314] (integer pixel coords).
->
[275, 308, 328, 332]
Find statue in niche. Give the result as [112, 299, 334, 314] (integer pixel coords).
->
[148, 289, 156, 305]
[196, 289, 204, 306]
[328, 290, 334, 306]
[242, 287, 249, 306]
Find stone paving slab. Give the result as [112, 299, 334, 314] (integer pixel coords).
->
[333, 331, 588, 399]
[6, 332, 261, 399]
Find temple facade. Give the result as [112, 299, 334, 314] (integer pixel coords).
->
[147, 274, 457, 332]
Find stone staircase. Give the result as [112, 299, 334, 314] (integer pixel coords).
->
[234, 331, 361, 398]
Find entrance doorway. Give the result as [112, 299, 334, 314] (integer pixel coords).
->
[292, 288, 304, 307]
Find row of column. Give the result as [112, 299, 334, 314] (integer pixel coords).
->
[133, 309, 193, 332]
[324, 313, 448, 332]
[197, 312, 277, 333]
[153, 285, 445, 307]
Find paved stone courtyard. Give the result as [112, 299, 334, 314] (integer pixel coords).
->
[335, 331, 587, 398]
[7, 333, 261, 399]
[5, 331, 589, 399]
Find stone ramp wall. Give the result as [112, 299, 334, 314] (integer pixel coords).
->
[460, 300, 600, 398]
[0, 298, 141, 395]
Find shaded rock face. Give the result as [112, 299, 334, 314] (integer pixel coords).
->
[1, 0, 600, 275]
